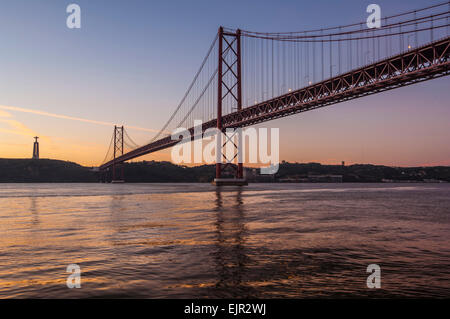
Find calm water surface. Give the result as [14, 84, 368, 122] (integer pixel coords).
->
[0, 183, 449, 298]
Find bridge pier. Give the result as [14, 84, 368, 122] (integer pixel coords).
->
[111, 162, 125, 183]
[100, 169, 107, 183]
[212, 178, 247, 186]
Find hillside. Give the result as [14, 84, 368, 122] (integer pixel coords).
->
[0, 159, 97, 182]
[273, 162, 450, 183]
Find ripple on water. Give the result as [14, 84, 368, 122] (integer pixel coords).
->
[0, 183, 449, 298]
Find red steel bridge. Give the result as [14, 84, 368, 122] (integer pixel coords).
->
[100, 2, 450, 182]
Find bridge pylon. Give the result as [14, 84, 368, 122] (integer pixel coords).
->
[213, 27, 247, 186]
[111, 125, 125, 183]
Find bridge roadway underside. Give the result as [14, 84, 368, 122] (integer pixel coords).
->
[100, 36, 450, 171]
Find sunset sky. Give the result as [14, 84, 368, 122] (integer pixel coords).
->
[0, 0, 449, 167]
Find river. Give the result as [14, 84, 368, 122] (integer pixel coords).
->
[0, 183, 449, 298]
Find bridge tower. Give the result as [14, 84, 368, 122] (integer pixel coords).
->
[32, 136, 39, 159]
[213, 27, 247, 186]
[112, 125, 125, 183]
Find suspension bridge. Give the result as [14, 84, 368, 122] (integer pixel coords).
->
[99, 2, 450, 184]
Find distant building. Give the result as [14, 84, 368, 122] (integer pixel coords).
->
[32, 137, 39, 159]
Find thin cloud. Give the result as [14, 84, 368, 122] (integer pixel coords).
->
[0, 105, 164, 134]
[0, 118, 38, 138]
[0, 110, 12, 118]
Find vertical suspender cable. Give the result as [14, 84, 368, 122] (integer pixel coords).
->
[329, 34, 332, 77]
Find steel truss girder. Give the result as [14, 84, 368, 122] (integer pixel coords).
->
[219, 37, 450, 128]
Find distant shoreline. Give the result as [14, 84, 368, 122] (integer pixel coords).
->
[0, 158, 449, 183]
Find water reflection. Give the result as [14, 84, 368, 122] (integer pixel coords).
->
[109, 194, 126, 213]
[212, 188, 256, 298]
[29, 197, 40, 227]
